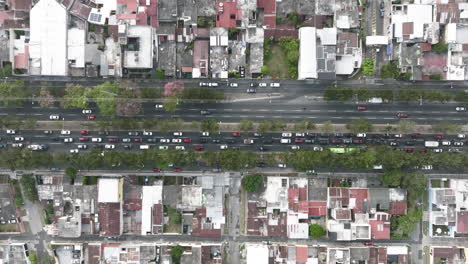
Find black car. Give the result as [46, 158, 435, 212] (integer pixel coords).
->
[334, 133, 344, 138]
[199, 138, 208, 143]
[212, 139, 220, 143]
[226, 138, 236, 144]
[147, 138, 157, 142]
[343, 133, 354, 138]
[51, 137, 60, 141]
[305, 139, 315, 144]
[306, 133, 317, 138]
[256, 162, 267, 168]
[405, 141, 415, 146]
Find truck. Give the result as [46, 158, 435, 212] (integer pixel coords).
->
[368, 97, 383, 104]
[243, 139, 254, 145]
[425, 141, 439, 148]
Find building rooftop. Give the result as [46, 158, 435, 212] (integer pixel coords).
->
[98, 178, 121, 203]
[141, 185, 163, 235]
[158, 0, 177, 21]
[124, 25, 154, 69]
[215, 1, 241, 28]
[98, 203, 122, 236]
[181, 186, 203, 210]
[246, 244, 268, 264]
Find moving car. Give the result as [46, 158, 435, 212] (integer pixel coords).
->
[278, 163, 287, 168]
[143, 131, 153, 136]
[357, 133, 367, 138]
[356, 106, 367, 111]
[259, 83, 267, 87]
[63, 138, 73, 143]
[270, 83, 280, 87]
[14, 136, 24, 142]
[194, 146, 204, 151]
[91, 137, 102, 142]
[201, 132, 210, 137]
[175, 146, 185, 151]
[231, 132, 241, 137]
[79, 137, 89, 142]
[159, 146, 168, 150]
[44, 130, 53, 134]
[70, 149, 79, 153]
[104, 144, 115, 149]
[49, 115, 60, 120]
[61, 130, 71, 135]
[172, 138, 182, 143]
[200, 110, 211, 115]
[173, 132, 183, 137]
[6, 130, 16, 134]
[456, 106, 466, 112]
[87, 115, 96, 120]
[229, 83, 238, 87]
[82, 109, 92, 114]
[128, 132, 139, 136]
[155, 104, 163, 109]
[80, 130, 89, 135]
[397, 113, 409, 118]
[246, 88, 256, 93]
[458, 134, 466, 139]
[77, 144, 87, 149]
[282, 132, 292, 138]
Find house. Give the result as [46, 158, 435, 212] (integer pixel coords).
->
[141, 184, 163, 235]
[336, 32, 362, 76]
[429, 179, 468, 237]
[445, 23, 468, 80]
[391, 4, 437, 43]
[29, 0, 68, 76]
[246, 243, 269, 264]
[215, 1, 241, 28]
[123, 25, 154, 69]
[257, 0, 276, 29]
[431, 246, 467, 264]
[298, 27, 318, 79]
[97, 178, 123, 237]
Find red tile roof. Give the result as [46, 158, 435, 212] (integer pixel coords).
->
[193, 40, 209, 76]
[192, 208, 222, 238]
[87, 245, 101, 264]
[98, 203, 121, 237]
[215, 1, 240, 28]
[265, 25, 298, 39]
[258, 0, 277, 28]
[7, 0, 31, 10]
[436, 3, 460, 24]
[389, 201, 407, 216]
[420, 43, 432, 52]
[334, 208, 351, 220]
[263, 16, 276, 29]
[153, 204, 163, 225]
[296, 246, 308, 263]
[70, 1, 91, 20]
[369, 220, 390, 239]
[308, 201, 327, 217]
[463, 44, 468, 52]
[137, 0, 158, 27]
[267, 212, 287, 237]
[457, 211, 468, 233]
[349, 189, 369, 213]
[378, 247, 387, 263]
[288, 188, 300, 203]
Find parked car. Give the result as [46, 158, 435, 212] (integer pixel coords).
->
[87, 115, 96, 120]
[6, 130, 16, 134]
[173, 132, 183, 137]
[201, 132, 210, 137]
[64, 138, 73, 143]
[82, 109, 92, 114]
[246, 88, 256, 93]
[70, 149, 79, 153]
[44, 130, 53, 134]
[104, 144, 115, 149]
[231, 132, 241, 137]
[456, 106, 466, 112]
[194, 146, 204, 151]
[270, 83, 280, 87]
[229, 83, 238, 87]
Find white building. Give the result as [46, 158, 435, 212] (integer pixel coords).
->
[298, 27, 317, 80]
[246, 244, 268, 264]
[123, 25, 154, 69]
[141, 185, 163, 235]
[98, 178, 121, 203]
[29, 0, 68, 76]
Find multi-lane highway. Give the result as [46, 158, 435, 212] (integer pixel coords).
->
[2, 129, 466, 153]
[1, 99, 467, 124]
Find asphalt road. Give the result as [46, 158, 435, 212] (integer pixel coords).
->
[2, 99, 468, 125]
[1, 129, 466, 153]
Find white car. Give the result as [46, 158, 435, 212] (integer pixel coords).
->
[282, 133, 292, 138]
[91, 138, 102, 142]
[63, 138, 73, 143]
[270, 83, 280, 87]
[313, 146, 323, 151]
[433, 148, 443, 153]
[155, 104, 163, 109]
[357, 133, 367, 138]
[14, 137, 24, 142]
[159, 145, 169, 150]
[456, 107, 466, 112]
[295, 133, 305, 137]
[6, 130, 16, 135]
[82, 109, 92, 114]
[394, 134, 403, 138]
[458, 134, 466, 139]
[122, 138, 131, 143]
[229, 83, 238, 87]
[61, 130, 71, 135]
[49, 115, 60, 120]
[421, 165, 433, 170]
[143, 131, 153, 136]
[172, 138, 182, 143]
[259, 83, 267, 87]
[160, 139, 170, 143]
[173, 132, 183, 137]
[27, 144, 43, 151]
[105, 144, 115, 149]
[291, 145, 300, 150]
[442, 141, 451, 146]
[77, 144, 87, 149]
[70, 149, 79, 153]
[454, 141, 464, 146]
[210, 83, 219, 87]
[220, 145, 228, 150]
[199, 82, 208, 87]
[278, 163, 287, 168]
[175, 146, 185, 151]
[201, 132, 210, 137]
[11, 143, 23, 148]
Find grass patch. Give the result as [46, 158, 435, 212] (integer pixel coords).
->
[0, 223, 19, 232]
[10, 179, 24, 207]
[264, 44, 290, 78]
[82, 176, 98, 185]
[164, 206, 181, 233]
[431, 179, 441, 188]
[423, 221, 429, 236]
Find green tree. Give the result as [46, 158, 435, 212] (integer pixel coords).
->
[22, 118, 37, 130]
[380, 61, 400, 79]
[431, 121, 462, 134]
[0, 80, 26, 107]
[200, 120, 219, 134]
[257, 121, 271, 134]
[392, 208, 423, 238]
[0, 64, 12, 77]
[20, 174, 38, 201]
[163, 97, 178, 114]
[294, 121, 316, 131]
[155, 68, 165, 79]
[65, 167, 78, 184]
[382, 170, 404, 187]
[362, 58, 374, 76]
[347, 118, 372, 133]
[323, 87, 353, 101]
[86, 82, 119, 117]
[242, 174, 263, 192]
[240, 120, 254, 132]
[29, 252, 38, 264]
[322, 121, 334, 133]
[398, 120, 416, 133]
[61, 84, 88, 109]
[429, 73, 442, 80]
[432, 42, 448, 54]
[309, 224, 326, 238]
[170, 245, 184, 264]
[38, 87, 55, 108]
[261, 65, 269, 75]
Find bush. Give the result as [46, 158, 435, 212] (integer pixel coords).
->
[429, 73, 442, 80]
[155, 68, 165, 80]
[309, 224, 326, 238]
[242, 174, 263, 192]
[380, 61, 400, 79]
[170, 245, 184, 264]
[65, 167, 77, 184]
[432, 42, 448, 54]
[20, 174, 38, 201]
[362, 58, 374, 76]
[261, 65, 269, 75]
[82, 176, 98, 185]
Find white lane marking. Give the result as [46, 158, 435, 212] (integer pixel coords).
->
[255, 116, 265, 118]
[239, 115, 248, 118]
[327, 110, 337, 112]
[222, 115, 232, 117]
[344, 110, 353, 112]
[276, 109, 285, 112]
[378, 110, 389, 113]
[258, 109, 269, 112]
[383, 118, 393, 120]
[33, 113, 43, 116]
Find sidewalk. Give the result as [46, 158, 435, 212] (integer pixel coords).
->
[31, 120, 468, 135]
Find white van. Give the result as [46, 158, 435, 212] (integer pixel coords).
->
[140, 145, 150, 150]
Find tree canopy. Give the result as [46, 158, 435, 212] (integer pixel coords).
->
[309, 224, 326, 238]
[242, 174, 263, 192]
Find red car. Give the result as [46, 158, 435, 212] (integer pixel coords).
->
[397, 113, 409, 118]
[133, 138, 142, 142]
[183, 138, 192, 143]
[433, 135, 444, 140]
[411, 133, 421, 138]
[404, 148, 414, 153]
[172, 168, 183, 172]
[152, 168, 161, 172]
[87, 115, 96, 120]
[79, 137, 89, 142]
[294, 138, 305, 143]
[194, 146, 204, 151]
[364, 241, 374, 246]
[80, 130, 89, 135]
[231, 132, 241, 137]
[357, 106, 368, 111]
[108, 137, 119, 142]
[419, 148, 428, 153]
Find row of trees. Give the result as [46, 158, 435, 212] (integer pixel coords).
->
[324, 86, 460, 103]
[3, 145, 468, 172]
